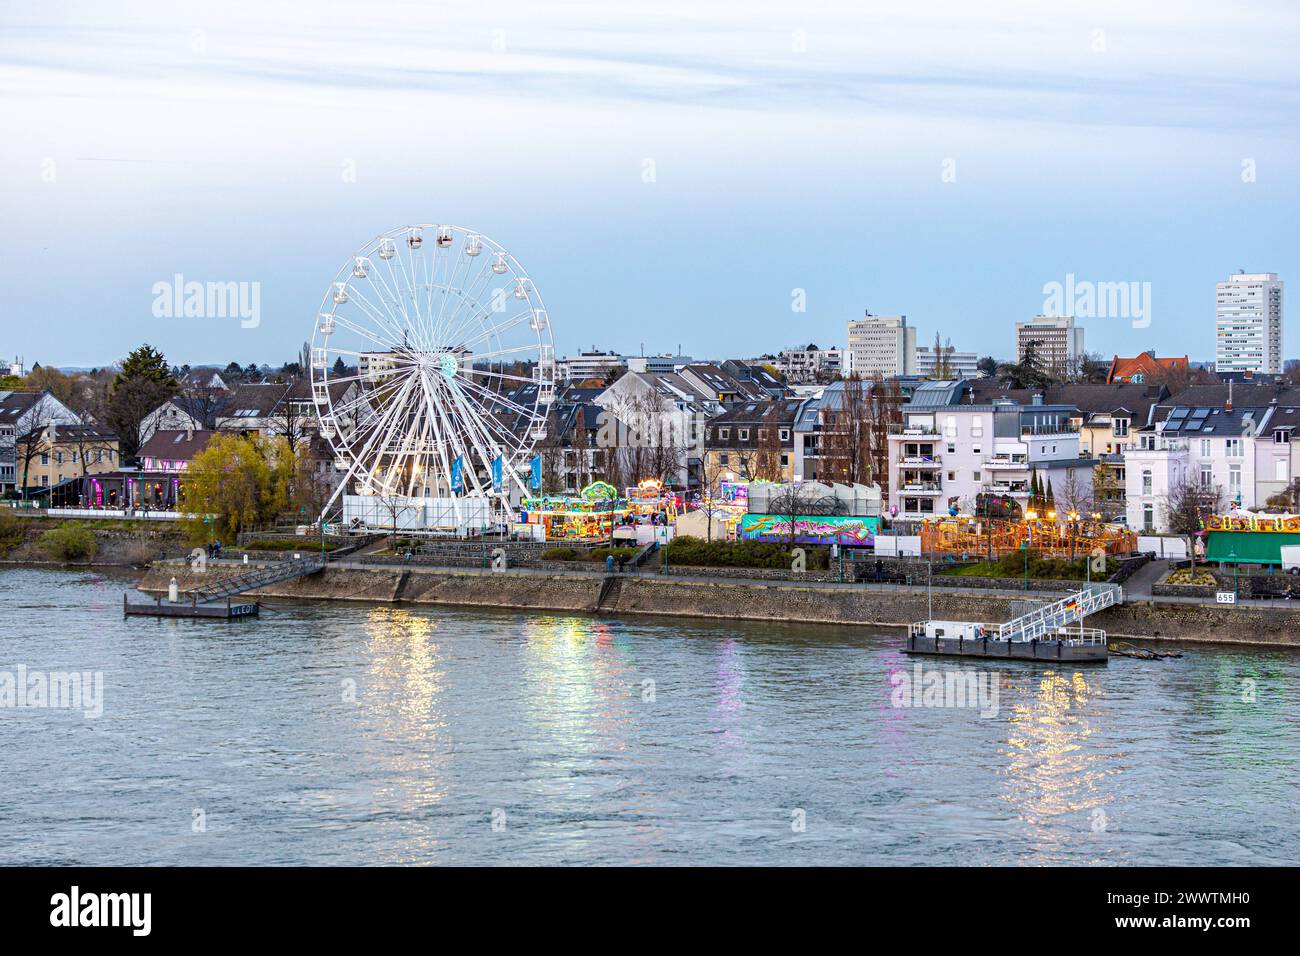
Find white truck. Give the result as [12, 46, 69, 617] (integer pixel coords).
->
[1282, 545, 1300, 575]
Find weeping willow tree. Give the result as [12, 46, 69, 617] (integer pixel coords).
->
[180, 432, 296, 544]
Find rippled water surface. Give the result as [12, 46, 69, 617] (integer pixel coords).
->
[1, 567, 1297, 865]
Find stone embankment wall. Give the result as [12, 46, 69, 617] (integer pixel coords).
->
[0, 525, 186, 566]
[133, 562, 1300, 646]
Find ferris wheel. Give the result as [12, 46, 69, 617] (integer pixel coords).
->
[310, 224, 556, 511]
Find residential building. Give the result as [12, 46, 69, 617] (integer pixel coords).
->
[1106, 352, 1189, 384]
[1215, 272, 1283, 375]
[19, 425, 119, 500]
[677, 364, 767, 405]
[701, 398, 804, 487]
[776, 344, 843, 384]
[1124, 394, 1288, 531]
[0, 390, 82, 494]
[214, 383, 294, 437]
[791, 377, 914, 484]
[915, 345, 980, 380]
[885, 394, 1095, 520]
[722, 360, 787, 398]
[1016, 315, 1084, 374]
[594, 371, 722, 489]
[846, 313, 916, 377]
[140, 394, 224, 446]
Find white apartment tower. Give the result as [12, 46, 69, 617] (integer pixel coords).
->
[1215, 272, 1283, 375]
[846, 313, 916, 378]
[1015, 315, 1084, 374]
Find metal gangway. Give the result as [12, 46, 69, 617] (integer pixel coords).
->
[185, 556, 326, 603]
[996, 583, 1122, 643]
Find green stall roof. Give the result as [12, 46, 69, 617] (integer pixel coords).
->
[1205, 531, 1295, 565]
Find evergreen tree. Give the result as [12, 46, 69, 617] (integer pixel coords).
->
[108, 344, 179, 458]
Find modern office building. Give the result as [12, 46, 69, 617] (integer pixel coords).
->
[915, 345, 981, 379]
[846, 313, 915, 378]
[1215, 272, 1283, 375]
[557, 349, 626, 382]
[1015, 316, 1084, 374]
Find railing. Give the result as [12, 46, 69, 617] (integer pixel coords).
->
[47, 507, 181, 520]
[988, 484, 1031, 495]
[996, 583, 1121, 642]
[185, 556, 326, 603]
[900, 481, 942, 492]
[898, 455, 942, 466]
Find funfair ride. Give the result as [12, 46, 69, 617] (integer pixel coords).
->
[310, 224, 556, 531]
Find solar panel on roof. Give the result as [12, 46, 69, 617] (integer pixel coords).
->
[1190, 408, 1210, 419]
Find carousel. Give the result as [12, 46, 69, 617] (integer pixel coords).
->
[518, 481, 631, 541]
[921, 509, 1136, 559]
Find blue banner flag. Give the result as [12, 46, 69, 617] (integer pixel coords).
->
[530, 455, 542, 491]
[450, 456, 464, 494]
[492, 455, 503, 493]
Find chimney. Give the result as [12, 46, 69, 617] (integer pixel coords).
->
[185, 427, 193, 441]
[1225, 380, 1233, 414]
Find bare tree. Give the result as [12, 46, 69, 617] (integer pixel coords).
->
[767, 485, 847, 547]
[1162, 475, 1223, 572]
[822, 375, 872, 485]
[14, 395, 68, 499]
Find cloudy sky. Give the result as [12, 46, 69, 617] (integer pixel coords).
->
[2, 0, 1298, 369]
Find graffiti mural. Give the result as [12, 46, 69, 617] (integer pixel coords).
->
[738, 514, 879, 546]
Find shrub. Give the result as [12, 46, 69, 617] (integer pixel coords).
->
[0, 510, 25, 556]
[663, 535, 829, 570]
[38, 524, 98, 562]
[941, 550, 1113, 580]
[543, 547, 580, 561]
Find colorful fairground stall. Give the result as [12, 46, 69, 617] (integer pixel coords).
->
[517, 481, 632, 541]
[920, 511, 1137, 559]
[625, 478, 681, 523]
[1203, 512, 1300, 566]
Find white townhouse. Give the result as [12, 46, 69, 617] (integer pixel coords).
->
[886, 388, 1095, 519]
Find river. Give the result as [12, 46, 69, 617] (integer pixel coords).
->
[1, 566, 1296, 865]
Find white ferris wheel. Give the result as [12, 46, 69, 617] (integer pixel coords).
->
[310, 224, 556, 515]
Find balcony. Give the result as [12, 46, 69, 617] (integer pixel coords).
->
[899, 480, 943, 495]
[988, 482, 1031, 496]
[889, 424, 942, 437]
[898, 455, 942, 467]
[983, 456, 1028, 471]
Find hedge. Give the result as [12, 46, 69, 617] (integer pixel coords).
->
[663, 536, 830, 570]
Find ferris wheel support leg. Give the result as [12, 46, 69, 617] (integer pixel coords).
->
[319, 456, 363, 523]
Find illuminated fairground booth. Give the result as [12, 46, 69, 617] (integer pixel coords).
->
[920, 510, 1137, 559]
[1203, 512, 1300, 566]
[625, 478, 681, 522]
[517, 481, 631, 541]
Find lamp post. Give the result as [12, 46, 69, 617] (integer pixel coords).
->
[1023, 510, 1037, 592]
[927, 558, 933, 621]
[1230, 547, 1238, 600]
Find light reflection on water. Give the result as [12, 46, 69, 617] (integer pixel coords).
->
[1, 567, 1298, 866]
